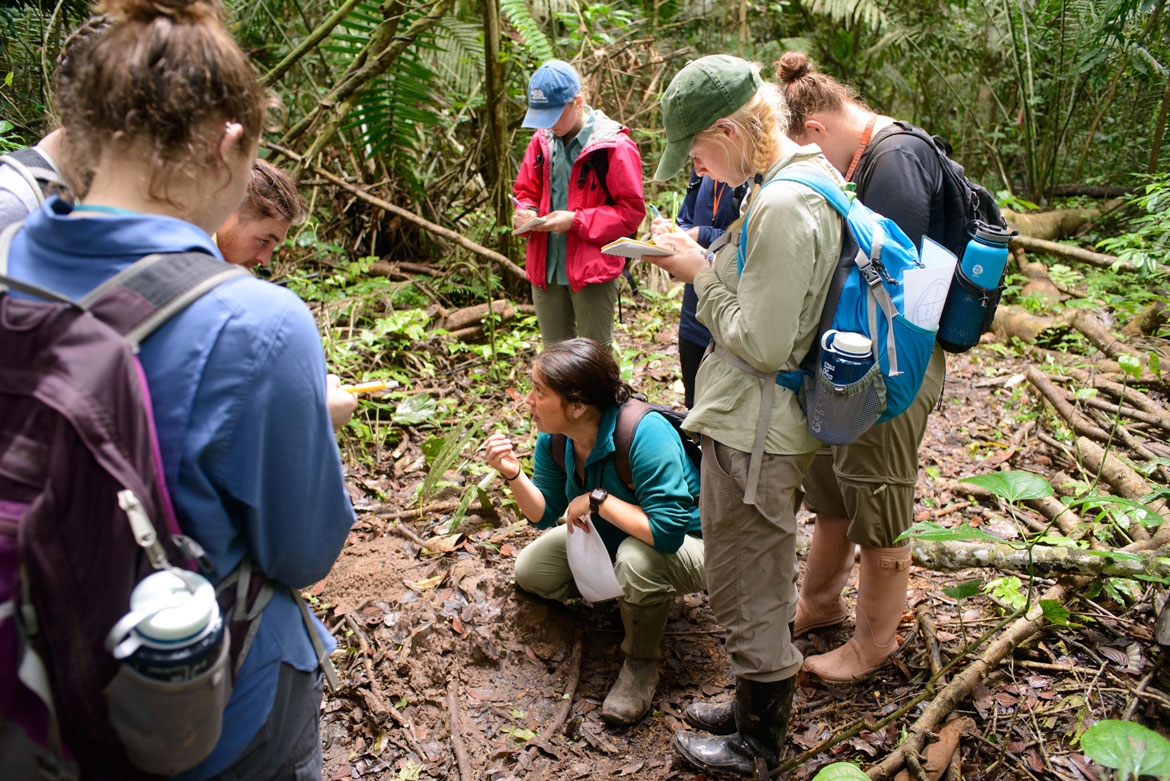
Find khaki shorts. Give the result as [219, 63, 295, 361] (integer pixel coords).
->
[803, 345, 946, 548]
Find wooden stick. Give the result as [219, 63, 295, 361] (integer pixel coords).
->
[525, 633, 583, 760]
[865, 585, 1069, 780]
[447, 679, 474, 781]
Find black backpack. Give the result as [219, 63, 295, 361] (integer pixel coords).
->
[878, 121, 1009, 260]
[549, 398, 701, 495]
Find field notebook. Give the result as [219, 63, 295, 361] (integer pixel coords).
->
[601, 237, 674, 258]
[512, 215, 548, 235]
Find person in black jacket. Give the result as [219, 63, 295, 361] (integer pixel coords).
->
[776, 51, 948, 684]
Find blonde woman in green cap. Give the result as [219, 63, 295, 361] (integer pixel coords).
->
[646, 55, 844, 777]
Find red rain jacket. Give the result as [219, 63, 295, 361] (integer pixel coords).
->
[513, 110, 646, 291]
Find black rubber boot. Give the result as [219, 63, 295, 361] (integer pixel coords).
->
[683, 623, 794, 737]
[672, 675, 797, 778]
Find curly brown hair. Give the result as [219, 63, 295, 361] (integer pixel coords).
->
[534, 339, 634, 411]
[58, 0, 264, 203]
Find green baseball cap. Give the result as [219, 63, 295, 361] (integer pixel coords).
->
[654, 55, 762, 181]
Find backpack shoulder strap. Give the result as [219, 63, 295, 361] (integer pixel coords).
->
[612, 399, 652, 493]
[0, 148, 65, 207]
[549, 433, 567, 475]
[80, 252, 249, 351]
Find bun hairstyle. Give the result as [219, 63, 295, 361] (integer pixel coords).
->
[774, 51, 864, 136]
[58, 0, 263, 200]
[534, 338, 634, 412]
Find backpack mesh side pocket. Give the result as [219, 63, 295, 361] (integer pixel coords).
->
[799, 362, 887, 446]
[937, 266, 1003, 353]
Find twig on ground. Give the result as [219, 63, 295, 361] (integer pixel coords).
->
[524, 632, 584, 760]
[447, 679, 474, 781]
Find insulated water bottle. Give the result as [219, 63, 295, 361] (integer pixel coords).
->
[110, 569, 224, 682]
[960, 222, 1012, 289]
[937, 221, 1014, 352]
[820, 330, 874, 389]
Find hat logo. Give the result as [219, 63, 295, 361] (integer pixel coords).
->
[531, 88, 546, 102]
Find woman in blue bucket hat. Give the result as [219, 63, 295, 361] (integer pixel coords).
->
[647, 55, 845, 777]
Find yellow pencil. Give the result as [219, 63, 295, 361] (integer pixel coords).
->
[340, 380, 389, 394]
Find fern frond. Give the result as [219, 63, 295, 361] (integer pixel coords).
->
[500, 0, 555, 63]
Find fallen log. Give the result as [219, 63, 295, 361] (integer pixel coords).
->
[991, 305, 1064, 344]
[1010, 234, 1147, 273]
[1074, 437, 1168, 526]
[910, 539, 1170, 580]
[1025, 366, 1112, 442]
[1069, 370, 1170, 432]
[1121, 299, 1169, 338]
[1002, 206, 1108, 240]
[441, 300, 514, 332]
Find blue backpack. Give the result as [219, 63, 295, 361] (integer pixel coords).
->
[719, 167, 939, 482]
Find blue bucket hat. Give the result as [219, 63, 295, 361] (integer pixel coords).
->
[522, 60, 581, 130]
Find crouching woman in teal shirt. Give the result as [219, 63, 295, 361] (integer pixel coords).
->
[483, 338, 704, 726]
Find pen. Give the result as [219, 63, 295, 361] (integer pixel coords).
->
[340, 380, 392, 394]
[648, 203, 677, 234]
[507, 194, 524, 209]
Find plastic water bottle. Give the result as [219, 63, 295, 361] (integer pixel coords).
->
[820, 330, 874, 389]
[960, 221, 1013, 289]
[110, 570, 224, 682]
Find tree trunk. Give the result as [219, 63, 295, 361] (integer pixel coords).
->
[1002, 205, 1117, 240]
[990, 304, 1063, 344]
[480, 0, 512, 259]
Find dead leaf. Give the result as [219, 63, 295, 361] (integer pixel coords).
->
[995, 691, 1018, 708]
[1099, 646, 1129, 666]
[500, 543, 517, 557]
[422, 533, 463, 554]
[406, 574, 444, 591]
[618, 761, 645, 776]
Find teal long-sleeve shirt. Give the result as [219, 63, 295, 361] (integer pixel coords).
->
[530, 404, 701, 557]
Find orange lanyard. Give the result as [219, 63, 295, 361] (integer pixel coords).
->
[711, 181, 724, 220]
[844, 114, 877, 183]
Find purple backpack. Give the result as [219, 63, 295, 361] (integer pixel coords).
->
[0, 227, 253, 776]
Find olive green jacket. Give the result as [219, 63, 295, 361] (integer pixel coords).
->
[683, 144, 844, 456]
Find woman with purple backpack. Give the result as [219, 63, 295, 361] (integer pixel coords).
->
[1, 0, 354, 778]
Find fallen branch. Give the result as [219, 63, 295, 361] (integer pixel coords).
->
[1074, 436, 1168, 524]
[447, 680, 474, 781]
[441, 299, 515, 332]
[1025, 367, 1112, 442]
[1011, 235, 1128, 272]
[1070, 310, 1129, 361]
[935, 478, 1087, 541]
[1069, 370, 1170, 433]
[910, 539, 1170, 580]
[263, 141, 527, 284]
[865, 584, 1069, 780]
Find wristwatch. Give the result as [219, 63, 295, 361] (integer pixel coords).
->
[589, 488, 608, 516]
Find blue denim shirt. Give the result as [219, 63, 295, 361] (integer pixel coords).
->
[7, 198, 356, 778]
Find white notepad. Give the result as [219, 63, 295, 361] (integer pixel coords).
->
[512, 216, 548, 235]
[601, 237, 675, 258]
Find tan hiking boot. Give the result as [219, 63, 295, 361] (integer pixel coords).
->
[801, 544, 911, 682]
[793, 515, 856, 636]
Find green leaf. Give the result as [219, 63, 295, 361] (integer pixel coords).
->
[1073, 387, 1099, 399]
[1151, 352, 1162, 378]
[392, 394, 437, 425]
[1080, 719, 1170, 779]
[1118, 354, 1142, 380]
[926, 466, 941, 479]
[1067, 494, 1164, 530]
[1039, 599, 1071, 626]
[961, 471, 1053, 503]
[811, 763, 870, 781]
[896, 521, 1014, 544]
[985, 576, 1027, 611]
[943, 578, 983, 601]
